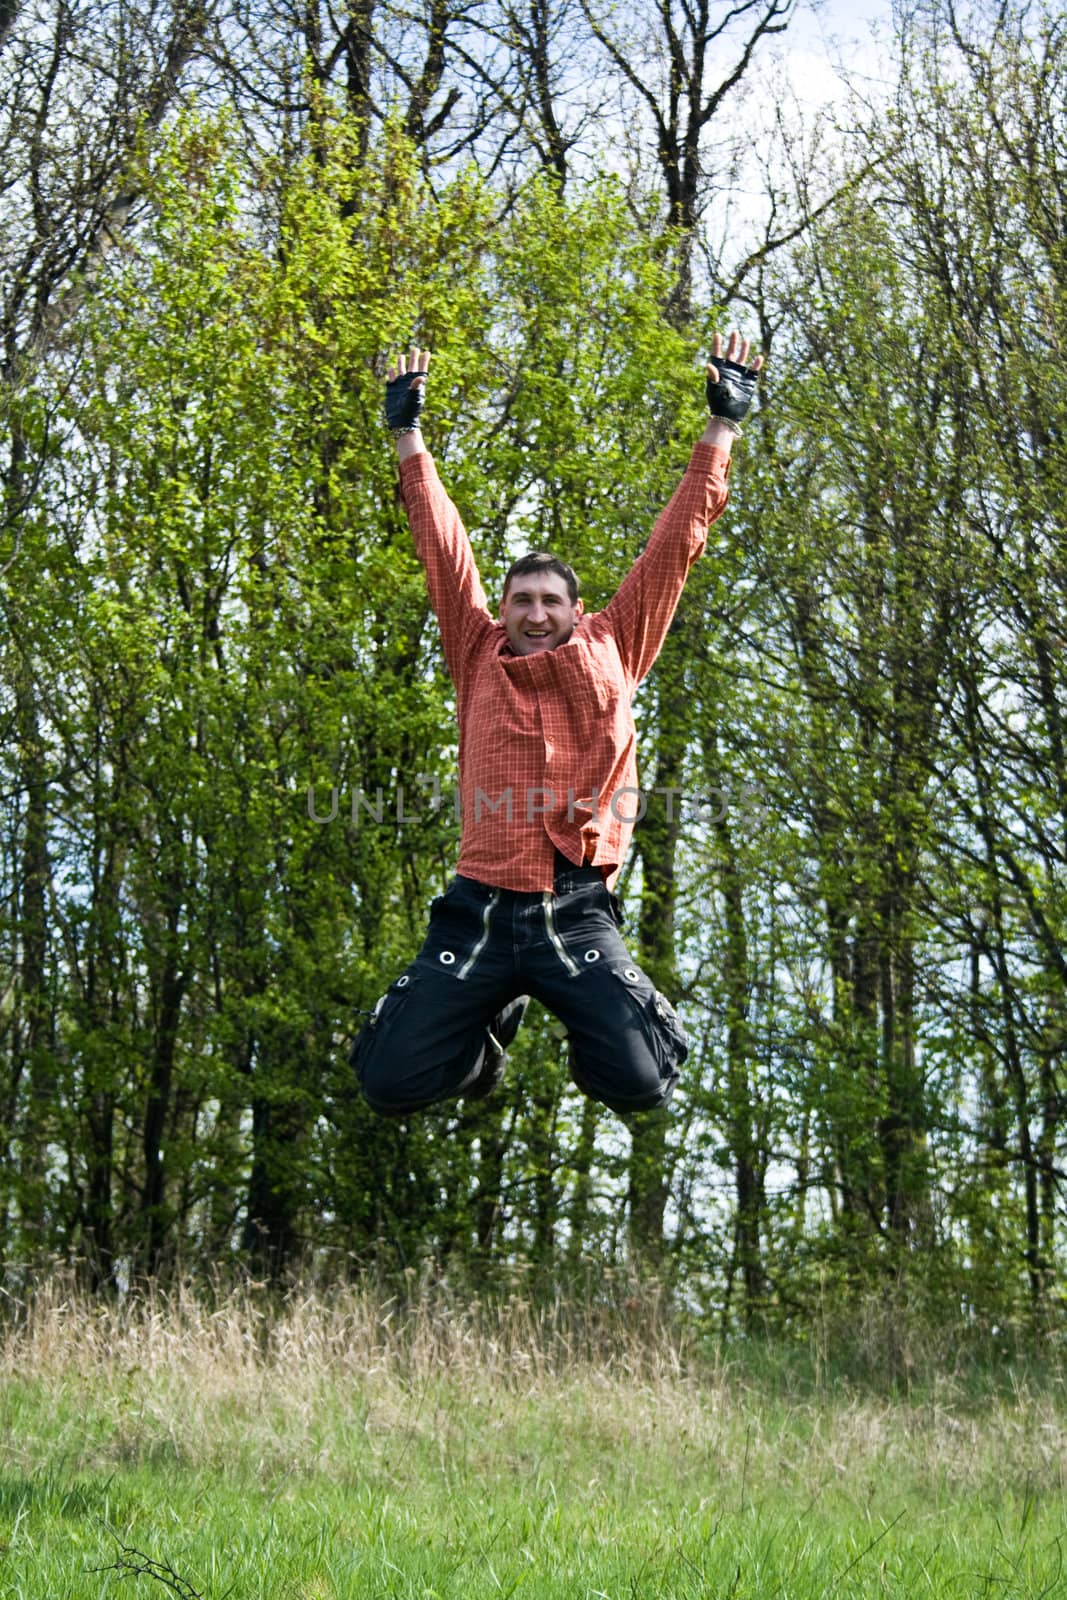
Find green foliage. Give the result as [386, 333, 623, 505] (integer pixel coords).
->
[0, 104, 722, 1289]
[0, 2, 1064, 1331]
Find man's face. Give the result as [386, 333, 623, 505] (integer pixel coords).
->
[500, 572, 583, 656]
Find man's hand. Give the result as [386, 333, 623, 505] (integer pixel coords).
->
[702, 330, 762, 452]
[705, 329, 762, 420]
[385, 346, 431, 433]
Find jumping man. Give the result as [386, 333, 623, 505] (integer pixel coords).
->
[351, 333, 762, 1117]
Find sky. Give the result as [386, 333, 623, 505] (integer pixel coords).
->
[693, 0, 901, 273]
[777, 0, 898, 110]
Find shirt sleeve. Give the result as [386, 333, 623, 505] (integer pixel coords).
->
[597, 442, 731, 686]
[398, 451, 495, 684]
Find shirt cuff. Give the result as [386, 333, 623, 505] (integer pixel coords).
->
[689, 441, 732, 475]
[399, 451, 438, 487]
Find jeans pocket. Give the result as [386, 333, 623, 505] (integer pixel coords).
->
[422, 881, 499, 980]
[607, 963, 689, 1075]
[648, 987, 688, 1068]
[350, 967, 420, 1081]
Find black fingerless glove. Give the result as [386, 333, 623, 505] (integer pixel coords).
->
[705, 358, 759, 422]
[385, 371, 426, 433]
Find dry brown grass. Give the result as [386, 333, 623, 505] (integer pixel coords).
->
[2, 1273, 1065, 1506]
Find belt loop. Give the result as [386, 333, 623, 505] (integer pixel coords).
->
[553, 864, 603, 896]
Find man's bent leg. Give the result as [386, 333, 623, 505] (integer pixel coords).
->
[521, 878, 689, 1115]
[547, 958, 688, 1114]
[352, 878, 524, 1115]
[352, 958, 517, 1115]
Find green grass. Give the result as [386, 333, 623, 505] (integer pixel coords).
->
[0, 1282, 1064, 1598]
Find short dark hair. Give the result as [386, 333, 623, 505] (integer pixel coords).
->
[502, 552, 580, 605]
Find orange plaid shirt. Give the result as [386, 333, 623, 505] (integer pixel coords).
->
[399, 443, 731, 892]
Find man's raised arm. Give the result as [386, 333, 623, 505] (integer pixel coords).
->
[385, 348, 494, 681]
[598, 329, 763, 686]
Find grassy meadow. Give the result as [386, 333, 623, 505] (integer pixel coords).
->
[0, 1280, 1064, 1599]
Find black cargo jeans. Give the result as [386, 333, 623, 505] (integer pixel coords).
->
[351, 863, 688, 1117]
